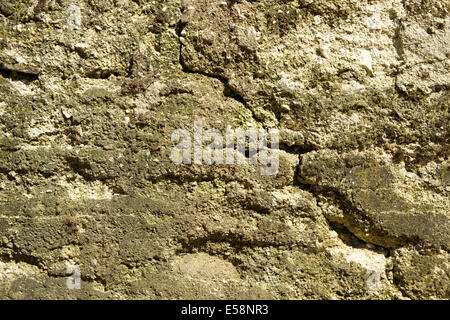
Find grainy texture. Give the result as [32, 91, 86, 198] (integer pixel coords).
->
[0, 0, 448, 299]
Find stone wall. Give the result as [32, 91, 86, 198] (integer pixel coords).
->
[0, 0, 448, 299]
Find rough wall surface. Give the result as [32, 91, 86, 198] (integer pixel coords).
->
[0, 0, 448, 299]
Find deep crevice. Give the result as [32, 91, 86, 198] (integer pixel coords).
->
[175, 19, 263, 126]
[0, 62, 39, 82]
[294, 176, 403, 251]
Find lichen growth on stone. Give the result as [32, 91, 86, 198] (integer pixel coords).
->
[0, 0, 448, 300]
